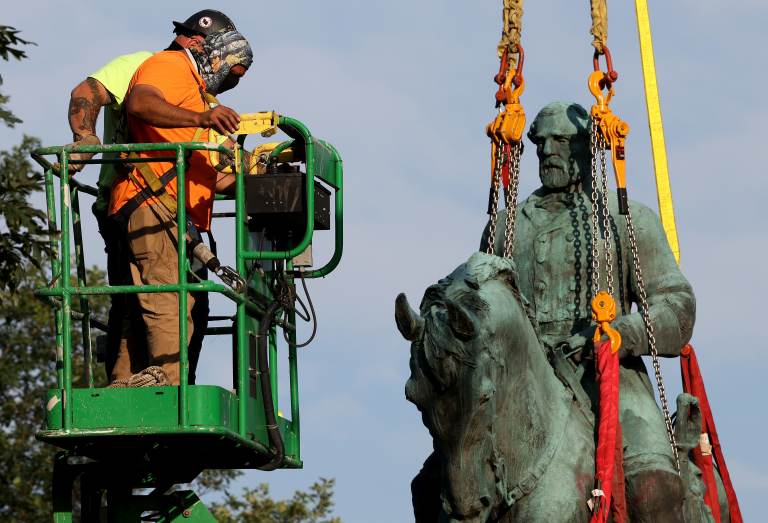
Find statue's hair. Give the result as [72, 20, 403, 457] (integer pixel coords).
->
[527, 102, 590, 144]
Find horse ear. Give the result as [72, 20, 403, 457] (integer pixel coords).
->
[395, 293, 424, 341]
[445, 299, 476, 341]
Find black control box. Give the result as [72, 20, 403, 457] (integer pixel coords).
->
[245, 164, 331, 245]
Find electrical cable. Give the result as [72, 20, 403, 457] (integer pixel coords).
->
[256, 300, 285, 471]
[281, 269, 317, 348]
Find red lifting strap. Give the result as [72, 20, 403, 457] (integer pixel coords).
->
[501, 143, 511, 189]
[590, 340, 627, 523]
[680, 344, 743, 523]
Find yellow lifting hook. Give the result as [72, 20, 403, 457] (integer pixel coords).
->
[591, 290, 622, 354]
[486, 46, 527, 147]
[588, 47, 630, 215]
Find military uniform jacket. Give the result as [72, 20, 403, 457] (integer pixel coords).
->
[482, 187, 695, 359]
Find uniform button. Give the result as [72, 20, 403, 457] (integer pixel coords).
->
[565, 233, 574, 242]
[535, 281, 546, 291]
[537, 236, 547, 244]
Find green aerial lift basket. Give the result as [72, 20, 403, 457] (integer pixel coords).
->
[32, 115, 343, 522]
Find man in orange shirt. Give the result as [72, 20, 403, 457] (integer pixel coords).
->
[109, 27, 253, 385]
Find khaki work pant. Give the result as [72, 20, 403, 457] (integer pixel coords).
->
[111, 205, 193, 385]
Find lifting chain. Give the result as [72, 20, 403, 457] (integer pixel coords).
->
[589, 49, 680, 471]
[486, 44, 525, 259]
[625, 209, 680, 471]
[503, 141, 522, 258]
[486, 145, 504, 256]
[589, 118, 621, 354]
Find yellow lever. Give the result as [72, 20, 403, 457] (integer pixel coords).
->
[589, 70, 631, 215]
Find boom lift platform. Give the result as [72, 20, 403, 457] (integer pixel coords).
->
[31, 113, 343, 522]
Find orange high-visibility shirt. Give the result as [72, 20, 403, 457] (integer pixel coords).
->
[109, 50, 217, 231]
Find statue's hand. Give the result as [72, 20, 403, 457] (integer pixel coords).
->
[562, 325, 598, 363]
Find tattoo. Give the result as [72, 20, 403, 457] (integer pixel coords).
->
[68, 78, 112, 141]
[68, 97, 99, 140]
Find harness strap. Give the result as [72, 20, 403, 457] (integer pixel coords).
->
[681, 344, 743, 523]
[114, 158, 178, 225]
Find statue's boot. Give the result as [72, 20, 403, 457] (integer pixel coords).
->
[625, 469, 684, 523]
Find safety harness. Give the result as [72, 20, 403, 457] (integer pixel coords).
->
[113, 90, 245, 293]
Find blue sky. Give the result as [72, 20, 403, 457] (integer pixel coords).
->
[2, 1, 766, 520]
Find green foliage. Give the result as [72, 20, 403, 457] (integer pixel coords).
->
[0, 25, 34, 128]
[0, 265, 109, 520]
[210, 478, 342, 523]
[0, 135, 52, 291]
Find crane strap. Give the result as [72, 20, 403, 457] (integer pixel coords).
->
[680, 345, 744, 523]
[497, 0, 523, 60]
[589, 0, 608, 54]
[588, 339, 627, 523]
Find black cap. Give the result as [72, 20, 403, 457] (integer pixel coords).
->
[172, 10, 236, 37]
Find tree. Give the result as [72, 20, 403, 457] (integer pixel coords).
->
[0, 26, 48, 292]
[0, 264, 109, 520]
[0, 135, 52, 291]
[210, 478, 342, 523]
[0, 25, 34, 128]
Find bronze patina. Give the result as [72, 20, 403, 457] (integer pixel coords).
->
[397, 103, 727, 522]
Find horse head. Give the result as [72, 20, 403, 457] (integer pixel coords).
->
[396, 253, 524, 521]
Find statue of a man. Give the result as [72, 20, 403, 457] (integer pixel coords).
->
[481, 101, 695, 521]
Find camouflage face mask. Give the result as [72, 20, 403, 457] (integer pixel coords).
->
[190, 28, 253, 94]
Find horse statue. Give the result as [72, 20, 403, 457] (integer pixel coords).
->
[395, 252, 724, 522]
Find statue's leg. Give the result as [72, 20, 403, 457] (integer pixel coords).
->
[412, 450, 442, 522]
[619, 357, 684, 523]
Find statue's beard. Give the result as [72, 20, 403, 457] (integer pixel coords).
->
[539, 159, 581, 190]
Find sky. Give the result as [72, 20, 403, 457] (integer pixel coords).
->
[2, 1, 767, 520]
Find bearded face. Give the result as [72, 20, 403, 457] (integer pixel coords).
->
[528, 105, 590, 191]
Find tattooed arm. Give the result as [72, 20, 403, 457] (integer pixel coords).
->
[68, 77, 112, 141]
[63, 77, 112, 172]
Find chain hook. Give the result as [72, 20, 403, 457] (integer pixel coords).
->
[494, 46, 525, 107]
[487, 46, 526, 145]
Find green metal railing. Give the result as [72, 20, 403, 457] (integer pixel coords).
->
[32, 115, 343, 468]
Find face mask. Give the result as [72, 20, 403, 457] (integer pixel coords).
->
[190, 28, 253, 94]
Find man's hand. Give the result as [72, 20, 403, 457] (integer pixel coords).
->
[198, 106, 241, 135]
[55, 134, 101, 174]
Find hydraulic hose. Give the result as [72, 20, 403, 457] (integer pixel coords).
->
[257, 300, 285, 470]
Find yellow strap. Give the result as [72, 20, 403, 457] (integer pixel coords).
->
[127, 152, 178, 215]
[634, 0, 680, 264]
[497, 0, 524, 63]
[590, 0, 608, 54]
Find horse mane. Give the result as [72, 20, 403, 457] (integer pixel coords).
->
[421, 253, 537, 333]
[417, 253, 539, 384]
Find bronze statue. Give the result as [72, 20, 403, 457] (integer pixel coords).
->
[397, 103, 727, 521]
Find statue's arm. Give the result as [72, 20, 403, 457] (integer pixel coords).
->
[613, 204, 696, 358]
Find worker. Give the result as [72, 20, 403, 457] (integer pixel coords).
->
[64, 10, 237, 384]
[107, 25, 253, 385]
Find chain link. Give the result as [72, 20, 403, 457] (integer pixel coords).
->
[599, 140, 615, 298]
[503, 142, 522, 259]
[625, 210, 681, 472]
[486, 144, 505, 256]
[589, 118, 602, 297]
